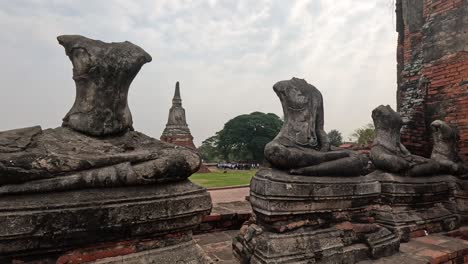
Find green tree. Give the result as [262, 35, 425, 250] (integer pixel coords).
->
[327, 129, 343, 147]
[198, 135, 221, 163]
[216, 112, 283, 162]
[352, 123, 375, 144]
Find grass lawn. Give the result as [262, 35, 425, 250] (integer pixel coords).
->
[190, 169, 255, 188]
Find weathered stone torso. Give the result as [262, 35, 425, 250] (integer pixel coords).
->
[58, 35, 152, 136]
[274, 78, 322, 149]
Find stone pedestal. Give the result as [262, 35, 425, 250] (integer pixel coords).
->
[371, 172, 461, 240]
[0, 180, 212, 263]
[233, 168, 468, 263]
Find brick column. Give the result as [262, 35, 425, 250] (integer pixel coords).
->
[396, 0, 468, 160]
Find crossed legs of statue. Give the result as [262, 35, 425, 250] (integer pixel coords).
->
[265, 141, 369, 176]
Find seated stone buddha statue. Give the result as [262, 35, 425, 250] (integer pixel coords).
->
[370, 105, 438, 176]
[371, 104, 467, 176]
[0, 35, 201, 194]
[264, 78, 369, 176]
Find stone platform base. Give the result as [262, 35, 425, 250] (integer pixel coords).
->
[195, 227, 468, 264]
[233, 222, 399, 264]
[233, 168, 468, 263]
[358, 229, 468, 264]
[250, 168, 467, 237]
[0, 180, 212, 263]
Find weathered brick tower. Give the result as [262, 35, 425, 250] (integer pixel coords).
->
[161, 81, 197, 149]
[396, 0, 468, 160]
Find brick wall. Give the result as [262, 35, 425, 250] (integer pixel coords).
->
[160, 134, 196, 149]
[396, 0, 468, 160]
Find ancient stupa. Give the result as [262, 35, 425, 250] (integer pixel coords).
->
[161, 81, 196, 149]
[161, 82, 210, 173]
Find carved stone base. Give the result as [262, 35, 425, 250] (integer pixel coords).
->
[373, 205, 458, 242]
[234, 168, 468, 263]
[250, 168, 380, 228]
[375, 171, 462, 238]
[0, 180, 212, 263]
[250, 169, 464, 235]
[233, 223, 399, 264]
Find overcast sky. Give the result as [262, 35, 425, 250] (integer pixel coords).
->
[0, 0, 397, 145]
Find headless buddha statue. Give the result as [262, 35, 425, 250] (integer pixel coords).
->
[0, 35, 201, 194]
[264, 78, 369, 176]
[370, 105, 438, 176]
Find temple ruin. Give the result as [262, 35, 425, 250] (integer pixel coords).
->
[396, 0, 468, 160]
[0, 0, 467, 263]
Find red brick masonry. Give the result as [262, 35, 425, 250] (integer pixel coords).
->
[396, 0, 468, 160]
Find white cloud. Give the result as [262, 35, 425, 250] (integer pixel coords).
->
[0, 0, 397, 144]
